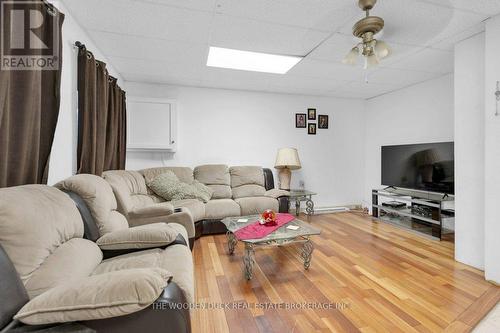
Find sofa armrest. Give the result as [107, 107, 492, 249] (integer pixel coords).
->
[128, 210, 195, 240]
[129, 202, 174, 219]
[96, 223, 181, 251]
[263, 168, 275, 191]
[264, 189, 290, 199]
[278, 197, 290, 214]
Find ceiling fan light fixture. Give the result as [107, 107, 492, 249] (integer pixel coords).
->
[364, 53, 379, 69]
[342, 47, 360, 65]
[343, 0, 390, 69]
[374, 40, 391, 59]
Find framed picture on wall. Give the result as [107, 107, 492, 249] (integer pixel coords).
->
[318, 115, 329, 129]
[308, 108, 316, 120]
[296, 113, 307, 128]
[308, 123, 317, 135]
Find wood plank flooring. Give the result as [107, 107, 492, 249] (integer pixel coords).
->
[192, 212, 499, 333]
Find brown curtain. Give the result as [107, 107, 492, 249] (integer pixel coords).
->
[0, 1, 64, 187]
[76, 46, 126, 175]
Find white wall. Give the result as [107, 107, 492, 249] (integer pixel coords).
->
[454, 33, 485, 270]
[484, 16, 500, 283]
[125, 83, 366, 208]
[363, 74, 455, 209]
[47, 1, 123, 184]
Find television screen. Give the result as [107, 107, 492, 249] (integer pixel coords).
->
[381, 142, 454, 194]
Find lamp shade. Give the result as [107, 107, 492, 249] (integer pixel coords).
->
[275, 148, 301, 170]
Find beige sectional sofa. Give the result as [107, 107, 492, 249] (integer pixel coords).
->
[103, 165, 290, 242]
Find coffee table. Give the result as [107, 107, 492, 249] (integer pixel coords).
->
[221, 215, 321, 280]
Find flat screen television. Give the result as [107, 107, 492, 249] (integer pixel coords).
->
[381, 142, 454, 194]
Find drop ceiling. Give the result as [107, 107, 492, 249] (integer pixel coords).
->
[61, 0, 499, 99]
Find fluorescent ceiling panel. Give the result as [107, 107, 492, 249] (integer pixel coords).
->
[207, 47, 302, 74]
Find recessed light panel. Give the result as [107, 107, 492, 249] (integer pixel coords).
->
[207, 47, 302, 74]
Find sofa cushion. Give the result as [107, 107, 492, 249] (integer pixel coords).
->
[207, 184, 233, 200]
[96, 223, 181, 250]
[230, 166, 265, 188]
[232, 184, 266, 199]
[56, 174, 129, 235]
[0, 185, 84, 284]
[93, 246, 194, 303]
[148, 172, 212, 203]
[172, 199, 205, 222]
[15, 268, 171, 325]
[194, 165, 230, 185]
[141, 167, 194, 185]
[194, 165, 232, 199]
[234, 197, 279, 215]
[230, 166, 267, 200]
[24, 239, 102, 299]
[103, 170, 154, 214]
[204, 199, 241, 219]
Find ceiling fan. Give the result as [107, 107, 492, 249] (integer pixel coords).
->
[342, 0, 391, 69]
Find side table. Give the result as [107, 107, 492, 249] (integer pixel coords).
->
[288, 190, 317, 216]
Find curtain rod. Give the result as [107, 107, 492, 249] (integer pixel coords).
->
[74, 41, 119, 82]
[75, 41, 85, 49]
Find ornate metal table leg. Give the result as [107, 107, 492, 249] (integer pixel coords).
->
[243, 243, 255, 280]
[305, 196, 315, 215]
[226, 231, 237, 255]
[301, 239, 314, 270]
[295, 198, 301, 216]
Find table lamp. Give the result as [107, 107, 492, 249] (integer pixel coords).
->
[274, 148, 301, 190]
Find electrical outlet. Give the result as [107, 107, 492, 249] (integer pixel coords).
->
[299, 180, 305, 189]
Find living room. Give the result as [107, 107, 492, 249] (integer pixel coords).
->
[0, 0, 499, 332]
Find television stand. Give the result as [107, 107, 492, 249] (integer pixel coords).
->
[372, 187, 455, 241]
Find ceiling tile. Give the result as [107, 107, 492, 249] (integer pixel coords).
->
[215, 0, 358, 32]
[331, 80, 401, 99]
[89, 31, 208, 63]
[363, 67, 442, 87]
[201, 67, 277, 87]
[431, 22, 485, 50]
[384, 48, 454, 74]
[210, 14, 330, 56]
[131, 0, 217, 12]
[63, 0, 213, 43]
[418, 0, 500, 16]
[265, 84, 337, 98]
[110, 57, 204, 81]
[122, 72, 202, 86]
[288, 59, 367, 82]
[266, 74, 343, 92]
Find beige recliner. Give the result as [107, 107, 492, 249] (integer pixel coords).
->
[0, 184, 193, 332]
[103, 169, 198, 240]
[60, 173, 196, 246]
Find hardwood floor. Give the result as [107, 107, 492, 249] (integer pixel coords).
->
[192, 212, 499, 333]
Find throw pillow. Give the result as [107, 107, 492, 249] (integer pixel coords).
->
[192, 180, 214, 203]
[148, 171, 213, 203]
[14, 268, 171, 325]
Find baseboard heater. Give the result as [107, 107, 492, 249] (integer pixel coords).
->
[309, 206, 350, 214]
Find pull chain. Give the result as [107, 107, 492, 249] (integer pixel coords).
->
[495, 81, 500, 116]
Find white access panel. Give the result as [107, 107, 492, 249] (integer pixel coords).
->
[127, 97, 177, 152]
